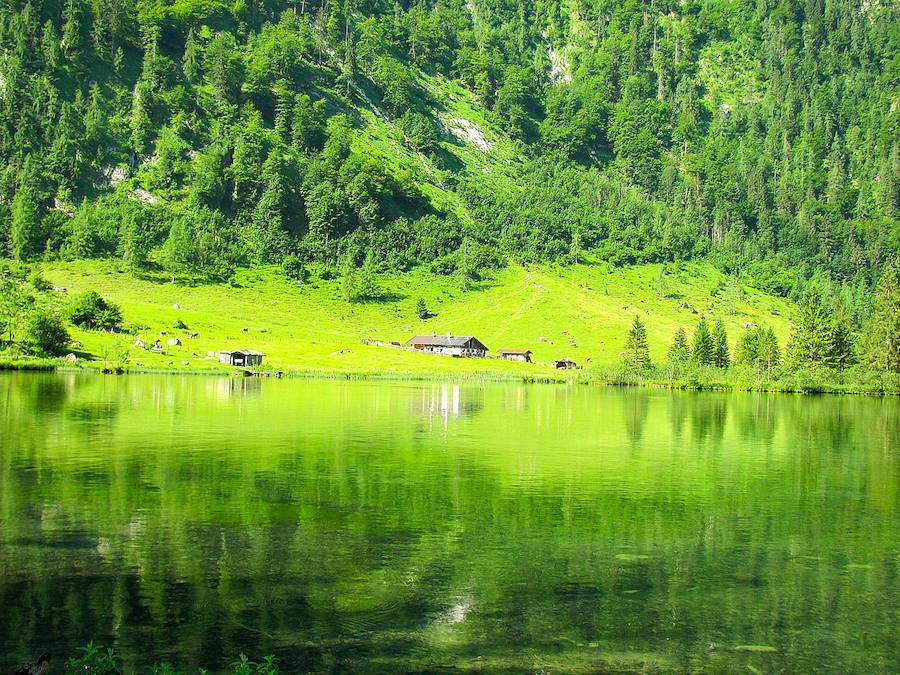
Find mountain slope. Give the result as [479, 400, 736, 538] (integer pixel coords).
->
[0, 0, 896, 326]
[41, 259, 793, 374]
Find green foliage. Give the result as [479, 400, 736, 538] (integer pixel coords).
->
[712, 320, 730, 369]
[374, 56, 415, 115]
[0, 0, 895, 313]
[667, 327, 690, 368]
[231, 653, 278, 675]
[398, 110, 437, 155]
[66, 290, 124, 331]
[0, 264, 36, 343]
[692, 317, 714, 367]
[64, 642, 119, 675]
[63, 644, 277, 674]
[416, 297, 430, 320]
[623, 315, 651, 371]
[862, 265, 900, 372]
[738, 325, 781, 377]
[10, 185, 42, 260]
[350, 251, 384, 302]
[788, 287, 847, 369]
[23, 309, 70, 356]
[827, 302, 856, 371]
[282, 254, 307, 282]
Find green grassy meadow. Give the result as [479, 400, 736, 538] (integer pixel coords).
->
[36, 260, 794, 378]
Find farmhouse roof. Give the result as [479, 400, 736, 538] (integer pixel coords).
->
[406, 334, 487, 350]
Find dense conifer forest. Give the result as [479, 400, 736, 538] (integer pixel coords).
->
[0, 0, 897, 365]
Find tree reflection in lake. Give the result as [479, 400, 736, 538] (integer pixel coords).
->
[0, 373, 896, 672]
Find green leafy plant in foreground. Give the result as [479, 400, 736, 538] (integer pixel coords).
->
[64, 642, 119, 674]
[63, 644, 279, 674]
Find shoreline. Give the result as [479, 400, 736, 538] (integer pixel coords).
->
[2, 356, 897, 395]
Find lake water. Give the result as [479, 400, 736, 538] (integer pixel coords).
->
[0, 373, 897, 672]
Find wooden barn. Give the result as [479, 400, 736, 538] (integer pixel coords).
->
[499, 349, 532, 363]
[406, 334, 488, 358]
[219, 349, 265, 367]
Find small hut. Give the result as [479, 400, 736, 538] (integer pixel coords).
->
[554, 358, 578, 370]
[219, 349, 265, 367]
[498, 349, 532, 363]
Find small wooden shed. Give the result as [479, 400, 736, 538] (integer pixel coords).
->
[219, 349, 265, 367]
[499, 349, 532, 363]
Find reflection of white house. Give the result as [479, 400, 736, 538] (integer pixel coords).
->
[406, 334, 488, 358]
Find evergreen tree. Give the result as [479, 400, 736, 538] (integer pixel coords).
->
[691, 317, 714, 366]
[182, 29, 201, 84]
[712, 320, 730, 368]
[667, 327, 690, 366]
[623, 315, 651, 371]
[416, 297, 429, 320]
[738, 325, 780, 376]
[758, 327, 781, 374]
[862, 266, 900, 372]
[457, 238, 471, 293]
[827, 302, 856, 371]
[788, 287, 833, 367]
[10, 185, 41, 260]
[569, 227, 582, 265]
[737, 327, 760, 368]
[61, 0, 84, 64]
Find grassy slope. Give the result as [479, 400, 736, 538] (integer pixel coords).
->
[40, 260, 793, 377]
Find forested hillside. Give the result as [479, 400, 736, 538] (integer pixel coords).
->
[0, 0, 897, 304]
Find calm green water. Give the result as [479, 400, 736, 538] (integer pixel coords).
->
[0, 373, 897, 673]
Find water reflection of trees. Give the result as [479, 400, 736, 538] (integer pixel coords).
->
[621, 389, 649, 447]
[0, 376, 896, 673]
[689, 394, 728, 448]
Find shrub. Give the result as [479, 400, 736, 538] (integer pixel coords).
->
[23, 309, 70, 356]
[28, 270, 52, 292]
[64, 642, 119, 675]
[282, 254, 307, 282]
[65, 291, 124, 331]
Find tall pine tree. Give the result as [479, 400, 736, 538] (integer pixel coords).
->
[692, 317, 714, 366]
[668, 327, 690, 366]
[862, 266, 900, 372]
[788, 287, 833, 367]
[712, 320, 730, 368]
[623, 315, 651, 371]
